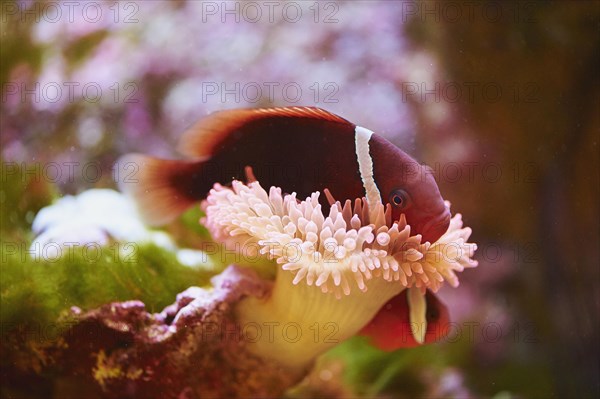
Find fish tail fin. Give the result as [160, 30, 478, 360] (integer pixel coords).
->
[115, 154, 206, 226]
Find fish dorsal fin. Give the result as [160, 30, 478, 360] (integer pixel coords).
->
[177, 106, 352, 158]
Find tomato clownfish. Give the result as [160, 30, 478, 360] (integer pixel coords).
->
[117, 106, 450, 244]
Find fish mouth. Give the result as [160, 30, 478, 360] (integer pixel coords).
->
[418, 210, 451, 243]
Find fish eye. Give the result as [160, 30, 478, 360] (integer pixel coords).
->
[389, 189, 410, 209]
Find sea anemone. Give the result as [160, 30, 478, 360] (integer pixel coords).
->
[203, 180, 477, 369]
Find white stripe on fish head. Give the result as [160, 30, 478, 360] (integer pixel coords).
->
[354, 125, 382, 219]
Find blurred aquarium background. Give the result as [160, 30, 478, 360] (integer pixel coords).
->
[1, 1, 598, 398]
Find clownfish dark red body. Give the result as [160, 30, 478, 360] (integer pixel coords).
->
[117, 106, 450, 244]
